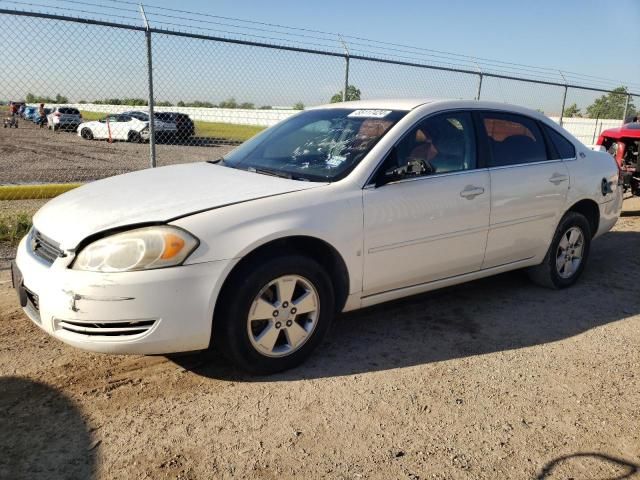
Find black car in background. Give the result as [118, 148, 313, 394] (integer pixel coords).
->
[155, 112, 195, 141]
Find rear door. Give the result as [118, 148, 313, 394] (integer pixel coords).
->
[479, 111, 570, 268]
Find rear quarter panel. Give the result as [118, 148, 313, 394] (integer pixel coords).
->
[564, 147, 622, 237]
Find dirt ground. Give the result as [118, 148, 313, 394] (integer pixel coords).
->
[0, 119, 235, 184]
[0, 198, 639, 480]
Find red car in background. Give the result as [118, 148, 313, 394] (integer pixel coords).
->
[596, 122, 640, 196]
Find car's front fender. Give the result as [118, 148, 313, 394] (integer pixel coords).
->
[171, 185, 364, 296]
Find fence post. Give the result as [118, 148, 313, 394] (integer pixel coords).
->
[339, 36, 349, 102]
[559, 85, 568, 127]
[139, 4, 156, 168]
[592, 113, 600, 145]
[476, 73, 483, 101]
[622, 94, 630, 124]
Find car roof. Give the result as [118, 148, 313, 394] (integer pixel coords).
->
[312, 98, 437, 111]
[599, 123, 640, 139]
[310, 98, 555, 120]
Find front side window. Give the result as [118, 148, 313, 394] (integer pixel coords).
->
[481, 112, 548, 167]
[223, 108, 407, 182]
[381, 111, 476, 181]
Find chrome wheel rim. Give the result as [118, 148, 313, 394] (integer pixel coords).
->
[247, 275, 320, 358]
[556, 226, 585, 279]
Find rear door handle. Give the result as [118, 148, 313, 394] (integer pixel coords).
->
[460, 185, 485, 199]
[549, 173, 568, 185]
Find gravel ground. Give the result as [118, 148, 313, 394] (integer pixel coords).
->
[0, 119, 235, 184]
[0, 197, 639, 479]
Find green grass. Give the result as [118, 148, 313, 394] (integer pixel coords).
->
[79, 110, 104, 122]
[0, 212, 32, 246]
[79, 110, 264, 142]
[0, 184, 82, 201]
[193, 120, 264, 142]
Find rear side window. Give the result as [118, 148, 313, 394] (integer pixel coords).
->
[59, 107, 79, 115]
[481, 112, 548, 167]
[543, 124, 576, 159]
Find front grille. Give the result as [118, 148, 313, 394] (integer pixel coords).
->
[31, 230, 64, 264]
[23, 286, 41, 324]
[55, 319, 156, 337]
[24, 287, 39, 311]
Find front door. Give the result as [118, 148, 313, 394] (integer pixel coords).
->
[362, 111, 490, 296]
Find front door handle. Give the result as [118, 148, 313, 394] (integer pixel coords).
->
[460, 185, 485, 200]
[549, 173, 568, 185]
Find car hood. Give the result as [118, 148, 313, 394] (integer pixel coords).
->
[33, 163, 326, 250]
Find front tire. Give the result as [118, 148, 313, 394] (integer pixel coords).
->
[527, 211, 591, 289]
[214, 254, 335, 375]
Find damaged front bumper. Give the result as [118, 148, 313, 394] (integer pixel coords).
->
[13, 235, 232, 355]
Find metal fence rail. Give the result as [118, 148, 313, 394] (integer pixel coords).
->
[0, 7, 638, 193]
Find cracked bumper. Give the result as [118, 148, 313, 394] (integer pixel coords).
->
[14, 236, 234, 355]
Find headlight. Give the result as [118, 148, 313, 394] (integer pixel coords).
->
[73, 226, 198, 272]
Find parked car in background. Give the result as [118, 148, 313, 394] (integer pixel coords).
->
[47, 106, 82, 131]
[596, 122, 640, 196]
[32, 107, 52, 124]
[77, 113, 151, 142]
[13, 99, 622, 374]
[22, 106, 38, 120]
[155, 112, 195, 141]
[122, 110, 178, 140]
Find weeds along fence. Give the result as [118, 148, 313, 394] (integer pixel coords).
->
[0, 8, 638, 194]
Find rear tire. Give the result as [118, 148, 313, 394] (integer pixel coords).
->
[128, 131, 142, 143]
[527, 211, 591, 289]
[80, 128, 93, 140]
[213, 254, 335, 375]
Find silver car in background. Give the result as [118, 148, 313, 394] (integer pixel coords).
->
[47, 106, 82, 131]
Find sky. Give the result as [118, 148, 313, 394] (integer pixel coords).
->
[0, 0, 639, 114]
[147, 0, 640, 85]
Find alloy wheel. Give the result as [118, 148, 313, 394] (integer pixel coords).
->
[555, 226, 585, 279]
[247, 275, 320, 358]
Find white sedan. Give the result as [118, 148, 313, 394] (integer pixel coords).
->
[77, 114, 156, 142]
[14, 99, 622, 374]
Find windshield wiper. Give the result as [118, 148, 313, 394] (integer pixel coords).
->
[248, 167, 294, 179]
[206, 158, 225, 165]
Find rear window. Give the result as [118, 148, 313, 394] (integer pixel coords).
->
[59, 107, 79, 115]
[481, 112, 548, 167]
[543, 124, 576, 159]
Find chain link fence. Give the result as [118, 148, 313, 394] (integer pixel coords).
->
[0, 8, 638, 200]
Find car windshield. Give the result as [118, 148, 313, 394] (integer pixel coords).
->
[221, 108, 407, 182]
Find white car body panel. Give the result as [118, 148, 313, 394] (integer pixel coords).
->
[362, 169, 490, 295]
[15, 99, 622, 355]
[482, 159, 570, 268]
[76, 116, 172, 141]
[33, 162, 324, 251]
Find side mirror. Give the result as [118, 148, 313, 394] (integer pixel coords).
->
[375, 148, 403, 187]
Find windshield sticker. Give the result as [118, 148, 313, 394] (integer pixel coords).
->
[347, 109, 392, 118]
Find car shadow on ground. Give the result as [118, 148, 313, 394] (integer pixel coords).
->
[175, 229, 640, 382]
[0, 377, 96, 479]
[536, 452, 639, 479]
